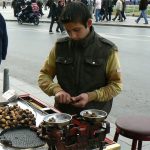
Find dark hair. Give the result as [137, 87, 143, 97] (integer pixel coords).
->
[60, 2, 91, 27]
[31, 0, 36, 3]
[26, 1, 31, 5]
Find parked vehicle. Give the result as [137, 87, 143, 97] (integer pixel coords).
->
[17, 11, 40, 25]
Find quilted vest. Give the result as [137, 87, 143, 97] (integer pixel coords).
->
[55, 27, 117, 115]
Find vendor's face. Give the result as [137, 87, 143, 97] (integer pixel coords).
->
[64, 19, 92, 41]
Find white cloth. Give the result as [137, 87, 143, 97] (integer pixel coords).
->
[95, 0, 102, 9]
[115, 0, 123, 11]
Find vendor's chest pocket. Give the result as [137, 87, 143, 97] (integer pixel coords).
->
[84, 58, 105, 74]
[56, 57, 73, 70]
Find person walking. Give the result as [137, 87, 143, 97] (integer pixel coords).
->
[38, 2, 122, 115]
[0, 13, 8, 64]
[121, 0, 126, 21]
[55, 0, 65, 33]
[107, 0, 113, 21]
[135, 0, 148, 24]
[37, 0, 44, 16]
[49, 1, 58, 33]
[101, 0, 109, 21]
[112, 0, 123, 22]
[49, 1, 65, 34]
[46, 0, 53, 18]
[3, 0, 7, 9]
[94, 0, 102, 22]
[11, 0, 17, 17]
[11, 0, 22, 17]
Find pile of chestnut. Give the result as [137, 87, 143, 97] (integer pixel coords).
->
[0, 104, 36, 129]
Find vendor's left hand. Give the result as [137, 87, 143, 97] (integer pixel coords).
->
[71, 93, 89, 108]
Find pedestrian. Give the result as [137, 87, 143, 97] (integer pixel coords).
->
[94, 0, 102, 22]
[55, 0, 65, 33]
[3, 0, 7, 9]
[121, 0, 126, 21]
[135, 0, 148, 24]
[46, 0, 53, 18]
[107, 0, 113, 21]
[101, 0, 109, 21]
[112, 0, 123, 22]
[11, 0, 17, 17]
[37, 0, 44, 16]
[49, 1, 65, 34]
[0, 13, 8, 64]
[38, 2, 122, 115]
[48, 1, 58, 33]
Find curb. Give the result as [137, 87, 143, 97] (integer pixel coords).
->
[5, 19, 150, 28]
[93, 23, 150, 28]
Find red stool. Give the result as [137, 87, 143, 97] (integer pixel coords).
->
[113, 115, 150, 150]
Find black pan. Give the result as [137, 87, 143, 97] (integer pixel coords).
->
[0, 126, 46, 149]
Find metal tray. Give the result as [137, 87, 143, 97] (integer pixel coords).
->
[80, 109, 107, 123]
[43, 113, 72, 128]
[0, 126, 45, 149]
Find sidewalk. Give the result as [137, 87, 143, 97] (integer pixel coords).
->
[0, 6, 150, 150]
[0, 72, 129, 150]
[0, 5, 150, 28]
[1, 72, 150, 149]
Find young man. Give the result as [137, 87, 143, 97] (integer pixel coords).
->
[38, 2, 122, 115]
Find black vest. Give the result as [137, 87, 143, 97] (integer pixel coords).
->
[55, 27, 117, 115]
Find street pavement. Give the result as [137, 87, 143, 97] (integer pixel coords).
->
[0, 6, 150, 150]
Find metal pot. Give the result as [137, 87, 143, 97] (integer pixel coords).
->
[43, 113, 72, 128]
[80, 109, 107, 123]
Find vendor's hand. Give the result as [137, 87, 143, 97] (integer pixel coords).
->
[71, 93, 89, 108]
[55, 90, 72, 104]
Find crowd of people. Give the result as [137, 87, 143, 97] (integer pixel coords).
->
[44, 0, 126, 24]
[43, 0, 123, 34]
[1, 0, 149, 32]
[93, 0, 126, 22]
[43, 0, 149, 34]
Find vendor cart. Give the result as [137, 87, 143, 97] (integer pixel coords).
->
[0, 94, 120, 150]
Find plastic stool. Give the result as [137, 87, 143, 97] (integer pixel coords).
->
[113, 115, 150, 150]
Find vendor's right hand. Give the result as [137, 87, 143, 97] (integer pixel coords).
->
[55, 90, 72, 104]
